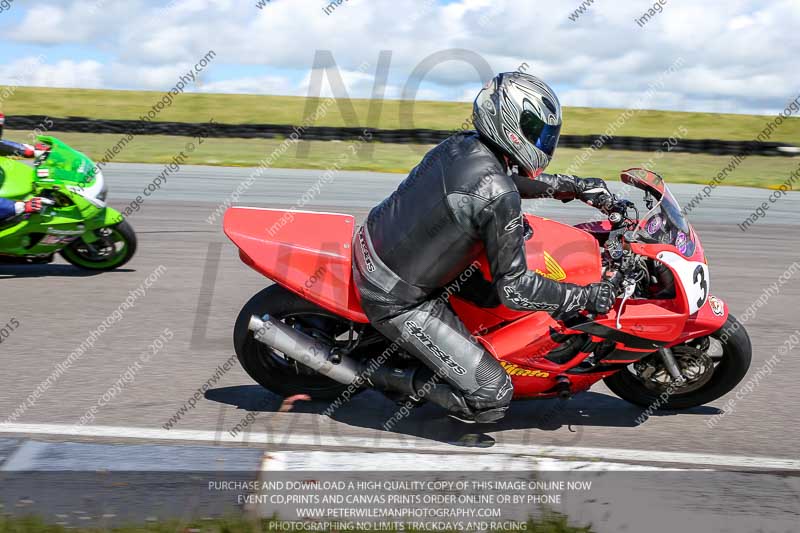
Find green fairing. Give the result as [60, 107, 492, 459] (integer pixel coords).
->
[0, 136, 135, 269]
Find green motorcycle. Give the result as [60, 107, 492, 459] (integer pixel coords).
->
[0, 136, 136, 270]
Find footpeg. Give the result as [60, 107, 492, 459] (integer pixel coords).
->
[395, 395, 424, 408]
[365, 365, 418, 393]
[555, 376, 572, 399]
[328, 347, 343, 365]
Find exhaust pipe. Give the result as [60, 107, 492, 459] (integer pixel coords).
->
[248, 315, 361, 385]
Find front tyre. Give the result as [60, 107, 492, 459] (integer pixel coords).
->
[60, 220, 137, 270]
[604, 314, 752, 410]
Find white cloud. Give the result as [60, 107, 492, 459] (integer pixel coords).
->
[0, 57, 104, 89]
[10, 6, 83, 44]
[1, 0, 798, 115]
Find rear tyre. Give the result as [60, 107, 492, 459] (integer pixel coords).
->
[233, 284, 357, 400]
[60, 221, 137, 270]
[604, 314, 752, 410]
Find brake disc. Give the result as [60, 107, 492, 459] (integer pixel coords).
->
[633, 345, 715, 395]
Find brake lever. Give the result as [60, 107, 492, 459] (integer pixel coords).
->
[615, 278, 637, 329]
[38, 198, 56, 219]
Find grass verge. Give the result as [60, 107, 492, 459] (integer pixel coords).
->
[2, 86, 799, 143]
[6, 130, 798, 189]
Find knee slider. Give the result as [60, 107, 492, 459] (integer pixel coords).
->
[466, 354, 514, 409]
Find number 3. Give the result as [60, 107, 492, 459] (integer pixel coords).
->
[693, 265, 708, 308]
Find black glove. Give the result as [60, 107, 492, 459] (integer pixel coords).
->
[554, 281, 615, 319]
[585, 282, 615, 315]
[578, 178, 613, 211]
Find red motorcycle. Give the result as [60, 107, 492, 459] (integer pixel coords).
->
[224, 169, 751, 413]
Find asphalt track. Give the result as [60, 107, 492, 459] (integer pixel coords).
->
[1, 163, 798, 530]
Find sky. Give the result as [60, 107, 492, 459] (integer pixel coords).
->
[0, 0, 798, 115]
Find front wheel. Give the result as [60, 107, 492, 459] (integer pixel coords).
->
[604, 314, 752, 410]
[60, 220, 137, 270]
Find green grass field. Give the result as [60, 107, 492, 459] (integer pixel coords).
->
[2, 86, 799, 143]
[8, 129, 797, 189]
[2, 87, 798, 188]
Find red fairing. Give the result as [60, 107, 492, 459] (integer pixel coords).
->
[478, 310, 559, 363]
[672, 294, 728, 346]
[524, 215, 603, 284]
[593, 300, 687, 343]
[223, 207, 369, 323]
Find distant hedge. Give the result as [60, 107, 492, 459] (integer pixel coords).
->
[6, 115, 797, 156]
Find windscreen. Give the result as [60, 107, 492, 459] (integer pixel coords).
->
[36, 136, 98, 186]
[636, 185, 696, 257]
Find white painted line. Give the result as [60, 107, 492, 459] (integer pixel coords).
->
[261, 451, 699, 472]
[229, 206, 351, 217]
[1, 422, 799, 471]
[0, 441, 47, 471]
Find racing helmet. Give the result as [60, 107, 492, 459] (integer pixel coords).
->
[473, 72, 562, 178]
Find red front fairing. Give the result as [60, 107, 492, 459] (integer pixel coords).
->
[675, 295, 728, 345]
[452, 217, 726, 398]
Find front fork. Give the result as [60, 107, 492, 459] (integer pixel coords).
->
[658, 347, 685, 381]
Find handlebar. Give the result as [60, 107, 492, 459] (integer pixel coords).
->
[603, 223, 637, 298]
[604, 195, 637, 229]
[605, 269, 625, 291]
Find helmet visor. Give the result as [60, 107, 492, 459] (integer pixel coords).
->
[520, 110, 561, 157]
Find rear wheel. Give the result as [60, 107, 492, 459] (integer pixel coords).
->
[233, 284, 365, 400]
[60, 221, 137, 270]
[604, 314, 752, 410]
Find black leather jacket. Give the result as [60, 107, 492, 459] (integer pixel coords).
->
[365, 131, 600, 314]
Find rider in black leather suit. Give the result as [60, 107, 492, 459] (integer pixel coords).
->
[354, 72, 616, 423]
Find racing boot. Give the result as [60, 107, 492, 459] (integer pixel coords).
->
[365, 364, 506, 423]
